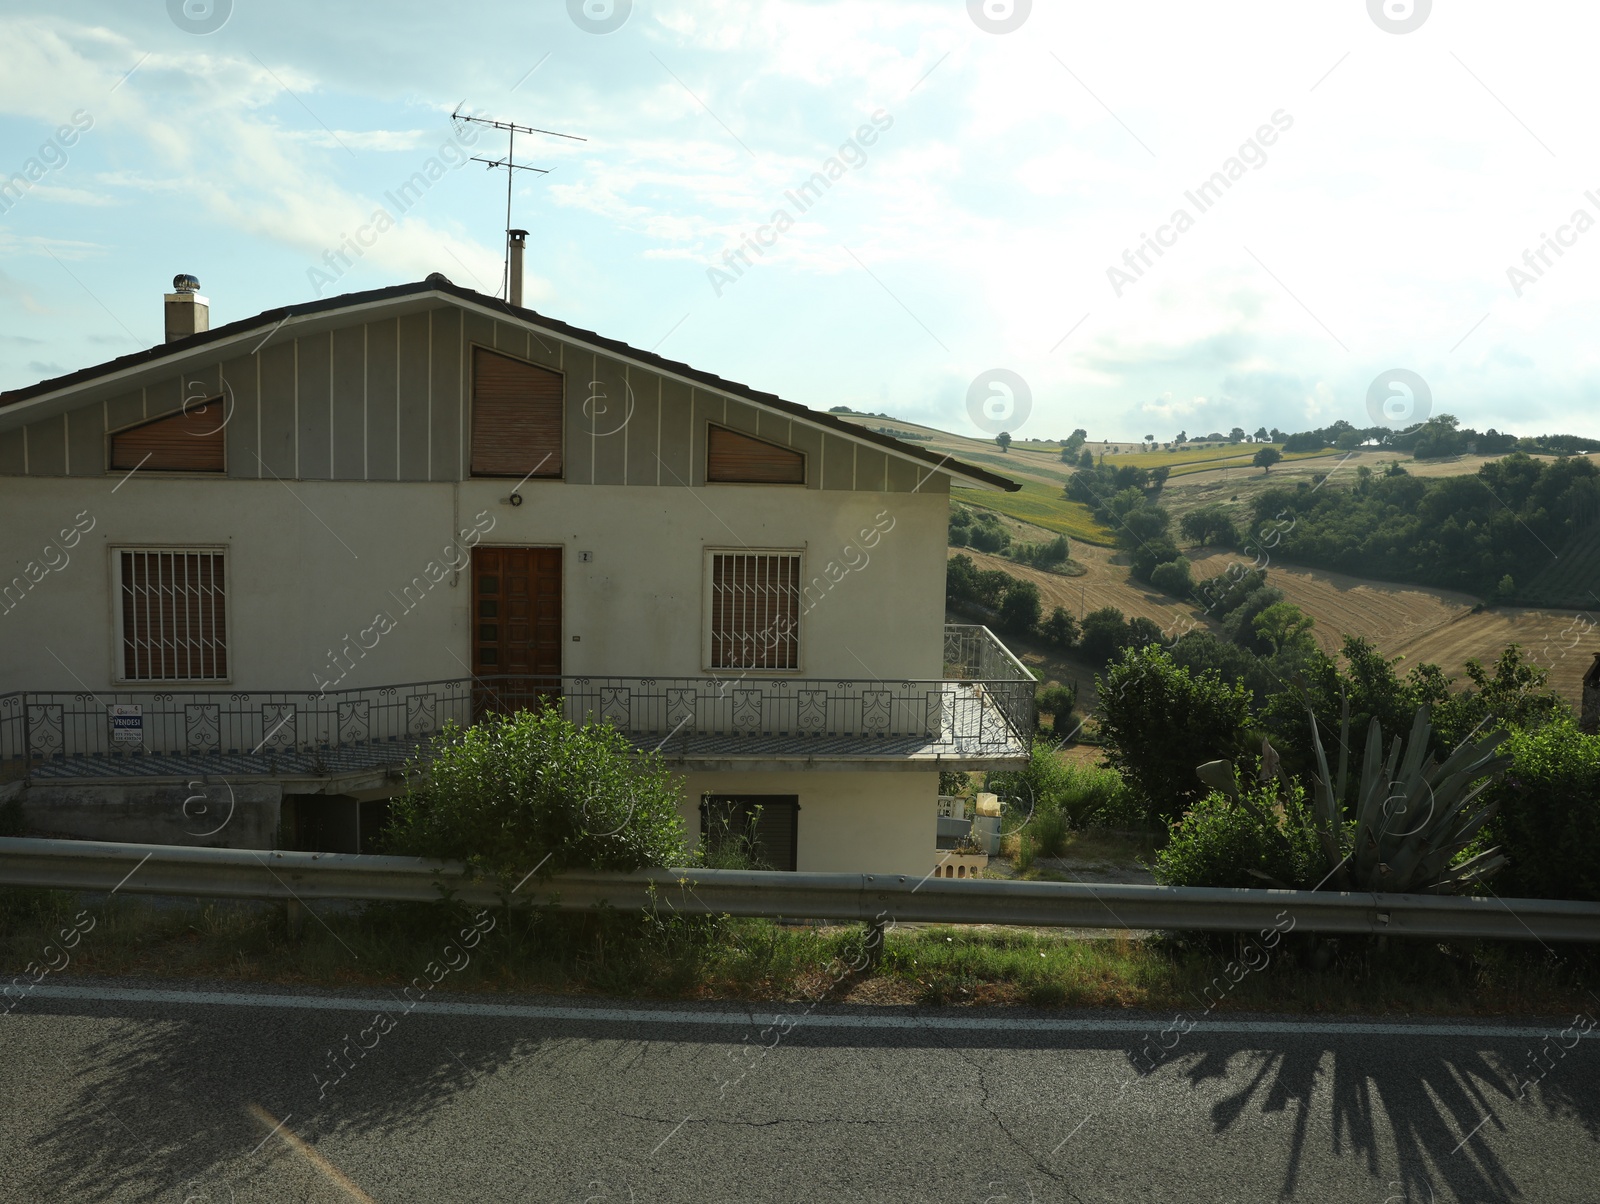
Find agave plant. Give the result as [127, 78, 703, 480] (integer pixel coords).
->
[1196, 699, 1513, 894]
[1305, 698, 1512, 894]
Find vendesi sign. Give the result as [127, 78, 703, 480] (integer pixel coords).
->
[109, 704, 143, 746]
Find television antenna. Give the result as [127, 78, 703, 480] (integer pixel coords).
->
[451, 108, 587, 301]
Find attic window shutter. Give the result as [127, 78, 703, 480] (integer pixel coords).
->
[706, 424, 806, 484]
[471, 347, 564, 478]
[109, 407, 226, 472]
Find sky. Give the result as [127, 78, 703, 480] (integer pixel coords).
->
[2, 0, 1599, 444]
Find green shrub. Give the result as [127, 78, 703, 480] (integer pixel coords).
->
[1036, 684, 1077, 731]
[1149, 557, 1193, 599]
[385, 705, 689, 889]
[1098, 645, 1254, 828]
[987, 748, 1131, 832]
[1040, 607, 1079, 650]
[1484, 718, 1600, 901]
[1153, 785, 1324, 890]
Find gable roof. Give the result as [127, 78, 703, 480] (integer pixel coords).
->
[0, 274, 1020, 493]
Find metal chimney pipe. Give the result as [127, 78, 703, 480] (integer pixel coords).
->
[508, 229, 528, 307]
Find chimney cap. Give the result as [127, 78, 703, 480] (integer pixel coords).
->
[509, 229, 528, 240]
[172, 273, 201, 294]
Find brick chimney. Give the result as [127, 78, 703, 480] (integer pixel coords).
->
[1582, 652, 1600, 735]
[164, 273, 209, 343]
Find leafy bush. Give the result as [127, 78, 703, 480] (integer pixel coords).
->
[386, 706, 688, 889]
[1011, 534, 1072, 570]
[1153, 784, 1324, 890]
[1098, 645, 1254, 827]
[1130, 537, 1182, 583]
[986, 746, 1127, 835]
[1483, 718, 1600, 901]
[1149, 557, 1193, 599]
[1180, 505, 1240, 548]
[1036, 684, 1077, 731]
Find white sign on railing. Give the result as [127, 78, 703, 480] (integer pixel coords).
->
[109, 704, 143, 745]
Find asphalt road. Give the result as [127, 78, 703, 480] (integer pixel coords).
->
[2, 978, 1597, 1203]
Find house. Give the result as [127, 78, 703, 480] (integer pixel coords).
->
[0, 265, 1031, 875]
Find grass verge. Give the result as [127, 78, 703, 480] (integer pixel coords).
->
[3, 887, 1593, 1017]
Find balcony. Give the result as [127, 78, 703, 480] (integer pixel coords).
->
[0, 625, 1034, 784]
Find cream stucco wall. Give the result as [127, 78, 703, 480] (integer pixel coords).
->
[679, 770, 939, 876]
[0, 476, 949, 693]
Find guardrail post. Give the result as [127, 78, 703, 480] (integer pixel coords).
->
[285, 898, 305, 939]
[864, 917, 886, 970]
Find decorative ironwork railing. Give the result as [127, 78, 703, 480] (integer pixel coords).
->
[0, 627, 1033, 772]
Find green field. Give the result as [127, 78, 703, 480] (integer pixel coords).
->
[836, 413, 1353, 547]
[953, 480, 1115, 543]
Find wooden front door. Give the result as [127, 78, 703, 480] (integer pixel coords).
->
[472, 546, 562, 716]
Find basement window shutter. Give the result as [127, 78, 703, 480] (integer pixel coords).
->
[108, 407, 226, 472]
[471, 347, 564, 477]
[118, 550, 229, 681]
[710, 552, 801, 670]
[700, 796, 799, 872]
[706, 424, 806, 484]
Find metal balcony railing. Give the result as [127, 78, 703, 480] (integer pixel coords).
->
[1, 626, 1034, 780]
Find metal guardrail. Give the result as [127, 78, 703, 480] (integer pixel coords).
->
[3, 838, 1599, 942]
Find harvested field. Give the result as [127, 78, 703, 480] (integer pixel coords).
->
[1189, 549, 1596, 705]
[955, 546, 1219, 639]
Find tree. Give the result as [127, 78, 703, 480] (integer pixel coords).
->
[1179, 504, 1239, 548]
[1098, 645, 1255, 826]
[996, 431, 1011, 453]
[996, 578, 1041, 635]
[1253, 447, 1282, 473]
[385, 706, 688, 887]
[1040, 606, 1080, 649]
[1078, 607, 1131, 666]
[1252, 600, 1316, 656]
[1077, 448, 1095, 469]
[1253, 427, 1270, 442]
[1175, 430, 1187, 444]
[1229, 427, 1246, 443]
[1149, 465, 1170, 488]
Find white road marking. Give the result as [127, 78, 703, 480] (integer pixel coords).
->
[20, 984, 1600, 1040]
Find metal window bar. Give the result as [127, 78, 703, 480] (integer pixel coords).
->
[120, 551, 227, 681]
[712, 553, 799, 671]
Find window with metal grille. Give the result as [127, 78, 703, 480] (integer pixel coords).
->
[708, 552, 801, 670]
[117, 550, 229, 681]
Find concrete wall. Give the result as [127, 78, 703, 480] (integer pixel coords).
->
[679, 770, 939, 876]
[0, 477, 947, 692]
[19, 782, 281, 849]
